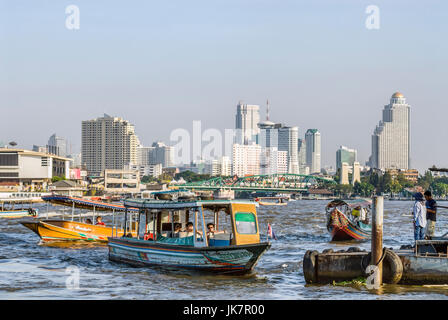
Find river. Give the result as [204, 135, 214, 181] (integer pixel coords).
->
[1, 200, 448, 299]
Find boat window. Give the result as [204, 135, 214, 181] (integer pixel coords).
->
[234, 212, 257, 234]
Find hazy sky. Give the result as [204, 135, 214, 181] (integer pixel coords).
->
[1, 0, 447, 172]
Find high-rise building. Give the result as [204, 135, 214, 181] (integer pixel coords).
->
[232, 144, 261, 177]
[297, 138, 308, 175]
[369, 92, 411, 170]
[278, 126, 299, 174]
[336, 146, 357, 170]
[260, 147, 288, 175]
[47, 134, 67, 157]
[150, 142, 174, 168]
[305, 129, 321, 174]
[235, 102, 260, 145]
[136, 146, 154, 166]
[81, 114, 139, 176]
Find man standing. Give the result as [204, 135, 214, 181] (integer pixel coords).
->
[424, 190, 437, 239]
[413, 192, 427, 243]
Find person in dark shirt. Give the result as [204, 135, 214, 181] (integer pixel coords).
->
[424, 190, 437, 239]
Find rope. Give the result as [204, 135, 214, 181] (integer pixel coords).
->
[362, 247, 388, 271]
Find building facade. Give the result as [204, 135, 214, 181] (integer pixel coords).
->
[369, 92, 411, 170]
[336, 146, 358, 170]
[305, 129, 321, 174]
[232, 144, 261, 177]
[0, 148, 71, 191]
[81, 114, 139, 176]
[278, 126, 299, 174]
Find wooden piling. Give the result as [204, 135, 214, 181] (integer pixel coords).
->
[371, 195, 384, 286]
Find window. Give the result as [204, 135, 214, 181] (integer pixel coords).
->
[0, 172, 18, 177]
[41, 157, 49, 166]
[0, 153, 18, 166]
[234, 212, 257, 234]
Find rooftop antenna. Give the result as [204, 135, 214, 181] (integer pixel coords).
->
[266, 99, 270, 121]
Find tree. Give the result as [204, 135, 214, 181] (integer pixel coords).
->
[51, 176, 65, 183]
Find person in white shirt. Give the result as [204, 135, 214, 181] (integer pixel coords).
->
[413, 192, 427, 243]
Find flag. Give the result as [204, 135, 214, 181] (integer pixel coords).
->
[267, 223, 277, 240]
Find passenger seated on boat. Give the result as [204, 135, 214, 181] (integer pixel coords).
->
[172, 223, 182, 238]
[85, 218, 93, 224]
[183, 222, 203, 237]
[206, 223, 225, 239]
[95, 216, 106, 226]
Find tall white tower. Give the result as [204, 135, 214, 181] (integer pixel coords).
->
[305, 129, 321, 174]
[235, 102, 260, 145]
[369, 92, 410, 170]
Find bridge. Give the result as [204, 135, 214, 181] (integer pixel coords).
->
[179, 173, 337, 193]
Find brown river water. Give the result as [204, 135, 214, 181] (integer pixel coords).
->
[1, 200, 448, 299]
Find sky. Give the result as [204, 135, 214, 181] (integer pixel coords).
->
[1, 0, 447, 173]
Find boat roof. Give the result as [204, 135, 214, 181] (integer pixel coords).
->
[326, 198, 372, 208]
[123, 198, 258, 210]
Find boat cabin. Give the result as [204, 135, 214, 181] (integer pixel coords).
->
[121, 199, 262, 247]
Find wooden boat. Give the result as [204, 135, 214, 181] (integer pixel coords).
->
[21, 219, 136, 242]
[326, 199, 372, 241]
[0, 199, 39, 219]
[108, 199, 271, 274]
[21, 195, 138, 242]
[254, 197, 288, 206]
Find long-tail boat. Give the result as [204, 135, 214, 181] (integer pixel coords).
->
[0, 199, 39, 219]
[108, 198, 271, 274]
[326, 199, 372, 241]
[20, 195, 138, 242]
[254, 197, 288, 206]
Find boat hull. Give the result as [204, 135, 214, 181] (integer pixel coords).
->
[327, 209, 371, 241]
[20, 220, 132, 242]
[108, 237, 271, 274]
[0, 210, 34, 219]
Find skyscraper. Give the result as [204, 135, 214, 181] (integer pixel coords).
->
[81, 114, 139, 176]
[305, 129, 321, 174]
[297, 138, 308, 175]
[235, 102, 260, 145]
[278, 126, 299, 174]
[336, 146, 357, 170]
[47, 134, 67, 157]
[232, 144, 261, 177]
[369, 92, 410, 170]
[150, 141, 174, 168]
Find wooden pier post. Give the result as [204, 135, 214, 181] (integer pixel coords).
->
[371, 195, 384, 286]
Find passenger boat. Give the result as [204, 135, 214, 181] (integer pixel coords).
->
[108, 199, 271, 274]
[254, 197, 288, 206]
[325, 199, 372, 241]
[21, 219, 136, 242]
[0, 199, 39, 219]
[41, 195, 138, 212]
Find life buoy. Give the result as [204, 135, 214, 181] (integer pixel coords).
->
[361, 248, 403, 284]
[303, 250, 319, 284]
[144, 233, 154, 240]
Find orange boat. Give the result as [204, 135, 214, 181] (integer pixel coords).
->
[21, 219, 137, 242]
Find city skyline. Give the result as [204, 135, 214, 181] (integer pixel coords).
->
[2, 1, 448, 173]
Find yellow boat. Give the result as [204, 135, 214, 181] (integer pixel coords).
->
[21, 219, 136, 242]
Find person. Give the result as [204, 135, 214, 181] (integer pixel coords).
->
[184, 222, 195, 237]
[351, 206, 361, 221]
[424, 190, 437, 239]
[95, 216, 106, 226]
[413, 192, 427, 243]
[172, 223, 182, 237]
[206, 223, 225, 239]
[85, 218, 93, 224]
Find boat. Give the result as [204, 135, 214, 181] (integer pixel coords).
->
[254, 197, 288, 206]
[325, 199, 372, 241]
[21, 194, 138, 242]
[21, 219, 136, 242]
[41, 194, 138, 212]
[0, 199, 39, 219]
[108, 199, 271, 274]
